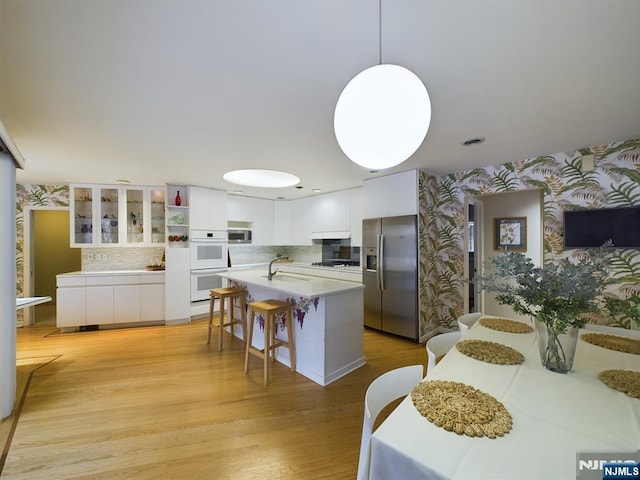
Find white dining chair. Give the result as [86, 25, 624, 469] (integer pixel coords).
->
[457, 312, 482, 337]
[357, 364, 424, 480]
[426, 331, 462, 375]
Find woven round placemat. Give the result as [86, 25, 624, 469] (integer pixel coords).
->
[456, 339, 524, 365]
[581, 333, 640, 355]
[411, 380, 512, 438]
[598, 369, 640, 398]
[479, 317, 533, 334]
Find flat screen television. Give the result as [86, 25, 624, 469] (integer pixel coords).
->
[563, 206, 640, 248]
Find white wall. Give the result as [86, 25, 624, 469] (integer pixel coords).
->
[481, 189, 543, 321]
[1, 153, 17, 419]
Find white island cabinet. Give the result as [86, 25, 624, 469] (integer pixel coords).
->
[218, 269, 365, 386]
[56, 271, 165, 331]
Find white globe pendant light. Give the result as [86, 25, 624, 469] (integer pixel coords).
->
[334, 64, 431, 170]
[334, 0, 431, 170]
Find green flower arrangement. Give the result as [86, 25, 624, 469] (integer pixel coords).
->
[473, 243, 640, 372]
[473, 243, 640, 333]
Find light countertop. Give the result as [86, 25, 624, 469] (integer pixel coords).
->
[217, 268, 363, 297]
[57, 270, 165, 277]
[229, 262, 362, 273]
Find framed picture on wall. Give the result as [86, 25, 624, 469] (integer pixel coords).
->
[494, 217, 527, 251]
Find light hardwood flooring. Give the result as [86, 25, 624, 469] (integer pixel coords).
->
[1, 316, 426, 479]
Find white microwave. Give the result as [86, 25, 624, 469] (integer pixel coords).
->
[228, 229, 252, 244]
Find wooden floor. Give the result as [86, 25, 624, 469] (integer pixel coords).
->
[1, 314, 426, 479]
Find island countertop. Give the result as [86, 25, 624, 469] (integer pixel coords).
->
[217, 268, 363, 297]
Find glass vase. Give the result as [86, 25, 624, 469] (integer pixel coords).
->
[535, 320, 579, 374]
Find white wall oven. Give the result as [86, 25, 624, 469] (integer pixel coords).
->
[191, 268, 225, 302]
[190, 230, 228, 270]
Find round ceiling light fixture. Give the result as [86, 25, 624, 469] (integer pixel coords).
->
[334, 64, 431, 170]
[223, 169, 300, 188]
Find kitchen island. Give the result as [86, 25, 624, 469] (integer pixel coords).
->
[217, 268, 365, 386]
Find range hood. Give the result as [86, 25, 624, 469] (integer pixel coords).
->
[310, 231, 351, 240]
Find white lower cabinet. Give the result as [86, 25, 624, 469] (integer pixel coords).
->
[56, 272, 165, 329]
[86, 284, 114, 324]
[56, 285, 87, 328]
[114, 283, 141, 324]
[141, 283, 165, 322]
[141, 274, 165, 322]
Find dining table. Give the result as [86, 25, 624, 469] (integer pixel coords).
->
[369, 316, 640, 480]
[16, 296, 52, 310]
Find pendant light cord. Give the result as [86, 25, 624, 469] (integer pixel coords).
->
[379, 0, 382, 65]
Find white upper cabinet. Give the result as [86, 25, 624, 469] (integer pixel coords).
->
[363, 170, 418, 218]
[189, 186, 227, 231]
[273, 200, 291, 245]
[70, 184, 165, 247]
[289, 196, 314, 245]
[283, 188, 363, 245]
[227, 195, 275, 245]
[188, 186, 209, 229]
[310, 190, 351, 236]
[350, 188, 364, 247]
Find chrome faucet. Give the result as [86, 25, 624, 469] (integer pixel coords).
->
[267, 256, 289, 280]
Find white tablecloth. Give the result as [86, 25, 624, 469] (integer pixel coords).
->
[370, 318, 640, 480]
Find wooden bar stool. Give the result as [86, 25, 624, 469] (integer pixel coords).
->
[244, 299, 296, 385]
[208, 287, 247, 352]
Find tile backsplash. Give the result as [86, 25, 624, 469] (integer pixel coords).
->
[321, 239, 360, 264]
[81, 245, 323, 271]
[228, 245, 321, 266]
[82, 247, 165, 271]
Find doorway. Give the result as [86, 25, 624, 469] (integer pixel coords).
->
[477, 189, 543, 320]
[464, 196, 483, 313]
[24, 208, 81, 325]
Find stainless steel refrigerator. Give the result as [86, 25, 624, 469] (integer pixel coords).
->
[363, 215, 418, 341]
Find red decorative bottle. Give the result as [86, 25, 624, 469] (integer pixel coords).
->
[175, 190, 181, 206]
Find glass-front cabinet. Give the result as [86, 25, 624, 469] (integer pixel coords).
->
[99, 187, 120, 244]
[73, 186, 94, 245]
[150, 188, 166, 244]
[125, 188, 143, 244]
[70, 184, 165, 247]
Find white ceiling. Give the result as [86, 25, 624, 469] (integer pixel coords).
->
[2, 0, 639, 199]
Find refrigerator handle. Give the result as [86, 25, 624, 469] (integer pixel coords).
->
[378, 233, 385, 290]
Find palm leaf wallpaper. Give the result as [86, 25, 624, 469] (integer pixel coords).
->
[418, 138, 640, 338]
